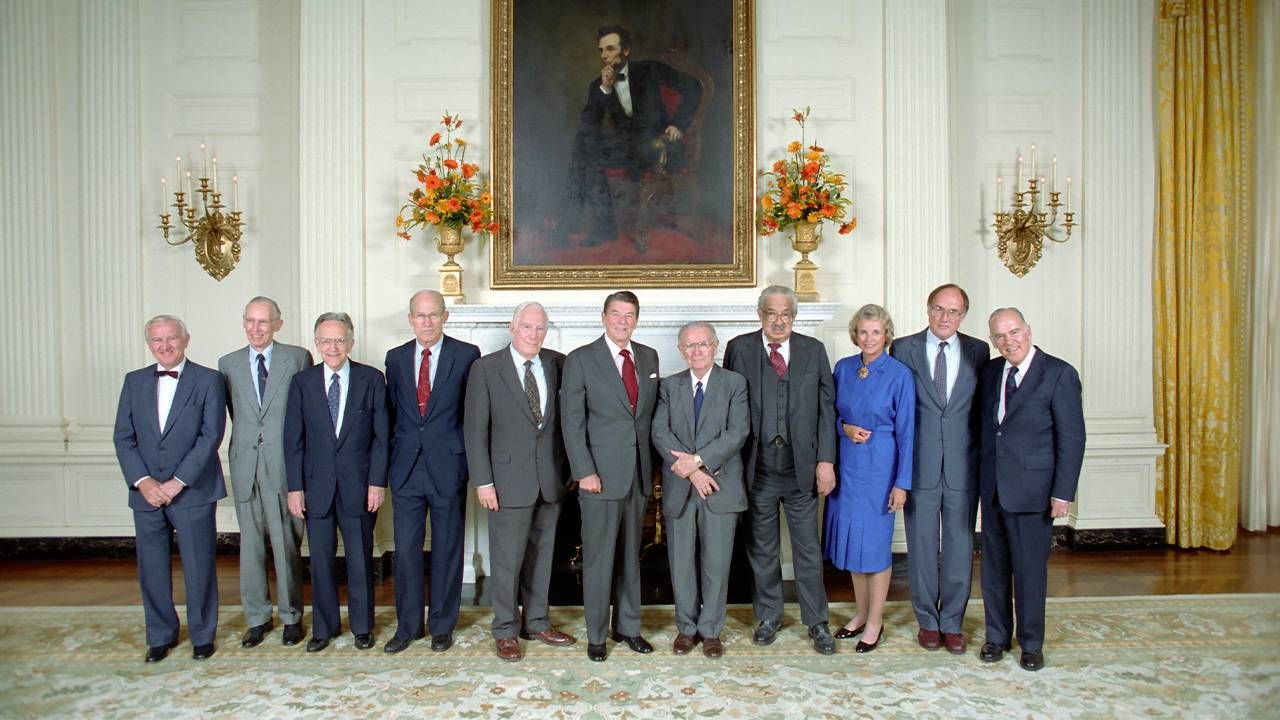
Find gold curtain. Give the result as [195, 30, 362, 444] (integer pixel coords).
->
[1154, 0, 1254, 549]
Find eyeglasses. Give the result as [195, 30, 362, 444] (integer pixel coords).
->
[315, 337, 350, 348]
[762, 311, 794, 322]
[928, 306, 964, 319]
[679, 341, 715, 351]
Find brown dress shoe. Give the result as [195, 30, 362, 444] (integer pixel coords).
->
[917, 628, 942, 651]
[495, 636, 523, 662]
[944, 632, 967, 655]
[672, 633, 697, 655]
[702, 636, 724, 658]
[520, 627, 576, 646]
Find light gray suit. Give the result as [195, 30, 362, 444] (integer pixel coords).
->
[464, 345, 570, 640]
[561, 335, 659, 645]
[890, 330, 988, 635]
[218, 342, 312, 627]
[651, 365, 749, 638]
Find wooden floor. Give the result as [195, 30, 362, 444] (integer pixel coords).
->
[0, 528, 1275, 608]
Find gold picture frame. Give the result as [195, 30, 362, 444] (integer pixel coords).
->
[489, 0, 755, 289]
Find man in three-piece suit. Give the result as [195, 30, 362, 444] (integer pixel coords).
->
[890, 284, 990, 655]
[561, 290, 660, 661]
[284, 312, 388, 653]
[651, 321, 750, 658]
[218, 296, 312, 649]
[724, 285, 838, 655]
[383, 290, 481, 654]
[978, 308, 1085, 672]
[113, 315, 226, 663]
[570, 24, 703, 246]
[464, 302, 577, 662]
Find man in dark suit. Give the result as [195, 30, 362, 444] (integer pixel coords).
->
[570, 24, 703, 246]
[464, 301, 576, 662]
[724, 285, 838, 655]
[727, 284, 844, 650]
[651, 321, 750, 658]
[890, 284, 989, 655]
[561, 290, 660, 661]
[113, 315, 226, 663]
[978, 307, 1085, 671]
[383, 290, 480, 654]
[284, 312, 388, 653]
[218, 296, 312, 649]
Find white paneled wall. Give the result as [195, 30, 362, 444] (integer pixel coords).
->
[0, 0, 1162, 547]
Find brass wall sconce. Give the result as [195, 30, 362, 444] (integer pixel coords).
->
[991, 145, 1077, 277]
[157, 144, 245, 281]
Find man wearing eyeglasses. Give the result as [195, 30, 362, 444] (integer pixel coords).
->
[651, 322, 749, 658]
[889, 284, 990, 656]
[383, 290, 481, 654]
[724, 285, 839, 655]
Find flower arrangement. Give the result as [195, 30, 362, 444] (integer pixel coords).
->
[757, 107, 856, 237]
[396, 113, 498, 240]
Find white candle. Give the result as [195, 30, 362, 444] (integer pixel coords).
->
[186, 171, 192, 200]
[212, 157, 218, 193]
[1052, 156, 1058, 191]
[1029, 144, 1036, 181]
[201, 143, 207, 177]
[997, 176, 1004, 212]
[1038, 177, 1045, 211]
[1017, 156, 1023, 189]
[233, 175, 239, 211]
[175, 156, 182, 188]
[161, 177, 167, 213]
[1067, 177, 1072, 212]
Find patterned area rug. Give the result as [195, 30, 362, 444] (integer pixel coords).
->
[0, 595, 1276, 719]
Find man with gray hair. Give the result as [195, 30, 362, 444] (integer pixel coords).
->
[464, 301, 576, 661]
[651, 321, 750, 657]
[724, 286, 839, 654]
[218, 296, 313, 649]
[114, 315, 226, 662]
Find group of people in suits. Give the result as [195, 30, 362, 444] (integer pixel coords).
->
[112, 282, 1083, 672]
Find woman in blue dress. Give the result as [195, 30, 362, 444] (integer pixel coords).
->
[824, 304, 915, 652]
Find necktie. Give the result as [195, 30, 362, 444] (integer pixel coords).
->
[327, 373, 341, 431]
[933, 341, 949, 406]
[1004, 366, 1020, 416]
[155, 369, 178, 379]
[417, 348, 432, 417]
[768, 343, 787, 378]
[620, 348, 639, 413]
[523, 359, 543, 425]
[693, 380, 704, 428]
[256, 353, 268, 406]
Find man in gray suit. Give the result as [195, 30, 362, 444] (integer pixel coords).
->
[651, 321, 749, 658]
[724, 285, 838, 655]
[218, 296, 313, 649]
[465, 302, 577, 662]
[561, 290, 659, 662]
[890, 284, 989, 655]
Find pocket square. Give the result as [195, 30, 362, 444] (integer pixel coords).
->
[648, 373, 658, 379]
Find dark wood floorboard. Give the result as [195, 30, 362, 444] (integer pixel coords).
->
[0, 528, 1275, 607]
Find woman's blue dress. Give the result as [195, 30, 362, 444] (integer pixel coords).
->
[823, 351, 915, 573]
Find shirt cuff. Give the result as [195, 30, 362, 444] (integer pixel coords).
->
[133, 477, 148, 488]
[1051, 497, 1068, 504]
[477, 483, 494, 489]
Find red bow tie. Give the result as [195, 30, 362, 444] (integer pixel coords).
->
[155, 370, 179, 378]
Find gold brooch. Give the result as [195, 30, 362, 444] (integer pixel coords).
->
[857, 367, 869, 379]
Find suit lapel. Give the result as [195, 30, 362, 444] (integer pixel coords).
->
[541, 350, 560, 427]
[501, 348, 539, 427]
[258, 347, 292, 418]
[161, 368, 195, 438]
[908, 336, 945, 412]
[593, 337, 633, 413]
[634, 345, 656, 417]
[787, 337, 811, 407]
[424, 339, 455, 423]
[1003, 349, 1044, 423]
[336, 365, 360, 446]
[694, 367, 721, 437]
[949, 337, 979, 409]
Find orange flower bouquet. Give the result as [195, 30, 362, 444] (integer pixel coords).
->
[757, 107, 856, 237]
[396, 113, 498, 239]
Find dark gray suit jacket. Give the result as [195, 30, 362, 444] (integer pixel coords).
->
[891, 330, 989, 492]
[464, 346, 569, 507]
[560, 335, 660, 500]
[218, 343, 312, 500]
[723, 331, 837, 491]
[651, 365, 750, 516]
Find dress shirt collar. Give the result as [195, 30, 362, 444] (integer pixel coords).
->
[606, 336, 634, 358]
[324, 360, 350, 385]
[416, 336, 444, 358]
[1002, 345, 1037, 381]
[759, 332, 790, 361]
[510, 344, 542, 371]
[249, 342, 274, 366]
[157, 358, 188, 376]
[690, 366, 712, 390]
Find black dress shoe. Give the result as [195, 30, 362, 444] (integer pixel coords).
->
[587, 642, 608, 662]
[383, 631, 424, 654]
[145, 641, 176, 663]
[855, 628, 882, 653]
[353, 633, 374, 650]
[282, 623, 305, 646]
[192, 643, 216, 660]
[431, 633, 453, 652]
[1020, 650, 1045, 671]
[834, 624, 865, 640]
[241, 621, 274, 648]
[979, 641, 1012, 663]
[610, 632, 653, 654]
[809, 622, 836, 655]
[306, 637, 330, 653]
[752, 621, 780, 646]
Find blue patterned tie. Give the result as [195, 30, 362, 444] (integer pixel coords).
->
[256, 353, 268, 406]
[693, 380, 704, 428]
[933, 341, 948, 406]
[327, 373, 340, 431]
